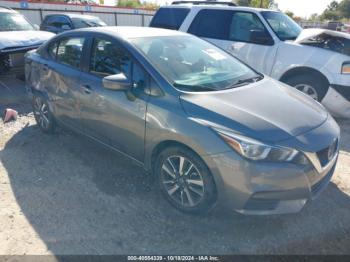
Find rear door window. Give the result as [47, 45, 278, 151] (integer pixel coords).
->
[150, 8, 190, 30]
[46, 16, 72, 29]
[188, 9, 232, 39]
[56, 37, 85, 68]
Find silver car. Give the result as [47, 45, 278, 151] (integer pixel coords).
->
[25, 27, 340, 215]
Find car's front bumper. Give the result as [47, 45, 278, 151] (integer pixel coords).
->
[203, 117, 340, 215]
[0, 45, 40, 76]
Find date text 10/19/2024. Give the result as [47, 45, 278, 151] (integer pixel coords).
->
[127, 256, 220, 261]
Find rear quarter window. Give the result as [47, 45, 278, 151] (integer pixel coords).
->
[150, 8, 190, 30]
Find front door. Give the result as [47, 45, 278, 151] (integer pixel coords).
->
[79, 36, 149, 162]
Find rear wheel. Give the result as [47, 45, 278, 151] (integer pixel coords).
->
[284, 74, 329, 102]
[155, 146, 217, 214]
[32, 96, 55, 133]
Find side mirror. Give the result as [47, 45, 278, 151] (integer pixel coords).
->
[250, 29, 273, 45]
[61, 24, 71, 30]
[33, 24, 39, 30]
[103, 73, 131, 91]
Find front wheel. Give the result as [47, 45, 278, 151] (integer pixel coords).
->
[284, 74, 329, 102]
[155, 146, 217, 214]
[32, 96, 56, 133]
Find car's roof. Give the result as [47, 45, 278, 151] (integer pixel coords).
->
[46, 13, 100, 19]
[78, 26, 188, 39]
[0, 6, 17, 13]
[159, 4, 271, 13]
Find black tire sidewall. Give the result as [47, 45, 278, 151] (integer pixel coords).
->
[285, 74, 328, 101]
[155, 146, 217, 214]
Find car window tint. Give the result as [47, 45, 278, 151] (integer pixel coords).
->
[90, 38, 131, 77]
[48, 41, 59, 59]
[150, 8, 190, 30]
[188, 9, 232, 40]
[56, 37, 85, 68]
[229, 12, 266, 42]
[48, 16, 71, 29]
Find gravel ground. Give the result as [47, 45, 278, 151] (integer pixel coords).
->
[0, 78, 349, 255]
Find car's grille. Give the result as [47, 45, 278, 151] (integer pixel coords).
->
[316, 139, 338, 167]
[311, 164, 336, 198]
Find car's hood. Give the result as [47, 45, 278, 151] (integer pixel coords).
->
[180, 77, 328, 143]
[295, 28, 350, 43]
[295, 28, 350, 56]
[0, 30, 54, 50]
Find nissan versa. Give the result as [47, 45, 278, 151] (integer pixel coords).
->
[25, 27, 340, 215]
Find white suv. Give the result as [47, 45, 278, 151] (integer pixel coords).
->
[150, 2, 350, 118]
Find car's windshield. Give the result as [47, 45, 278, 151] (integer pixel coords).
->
[131, 35, 262, 92]
[261, 11, 302, 41]
[0, 13, 34, 31]
[71, 17, 106, 28]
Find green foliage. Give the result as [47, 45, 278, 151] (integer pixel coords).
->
[320, 0, 350, 21]
[116, 0, 141, 8]
[338, 0, 350, 18]
[285, 10, 294, 18]
[236, 0, 274, 8]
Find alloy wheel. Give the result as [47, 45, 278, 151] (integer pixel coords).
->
[161, 155, 205, 208]
[295, 84, 319, 100]
[33, 97, 50, 130]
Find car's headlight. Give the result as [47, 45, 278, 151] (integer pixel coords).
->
[215, 129, 302, 162]
[341, 62, 350, 74]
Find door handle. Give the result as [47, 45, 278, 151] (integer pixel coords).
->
[81, 84, 92, 94]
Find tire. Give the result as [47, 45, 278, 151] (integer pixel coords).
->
[155, 146, 217, 214]
[284, 73, 329, 102]
[32, 96, 56, 134]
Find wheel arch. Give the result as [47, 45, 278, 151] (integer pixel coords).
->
[149, 140, 220, 190]
[150, 140, 203, 173]
[279, 66, 330, 87]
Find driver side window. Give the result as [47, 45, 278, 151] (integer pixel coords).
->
[90, 38, 131, 77]
[229, 12, 269, 43]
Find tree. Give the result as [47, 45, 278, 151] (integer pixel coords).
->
[285, 10, 294, 19]
[236, 0, 275, 8]
[338, 0, 350, 19]
[309, 13, 319, 21]
[116, 0, 141, 8]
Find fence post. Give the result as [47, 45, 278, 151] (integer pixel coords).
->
[39, 8, 43, 23]
[141, 14, 145, 27]
[114, 13, 118, 26]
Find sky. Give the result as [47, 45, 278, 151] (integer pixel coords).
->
[275, 0, 339, 18]
[103, 0, 338, 18]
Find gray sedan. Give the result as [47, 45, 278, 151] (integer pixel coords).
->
[25, 27, 340, 215]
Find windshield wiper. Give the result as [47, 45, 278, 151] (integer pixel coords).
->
[227, 75, 264, 89]
[173, 83, 218, 92]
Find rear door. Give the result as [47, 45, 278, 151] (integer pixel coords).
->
[186, 9, 277, 74]
[78, 35, 149, 162]
[43, 35, 86, 129]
